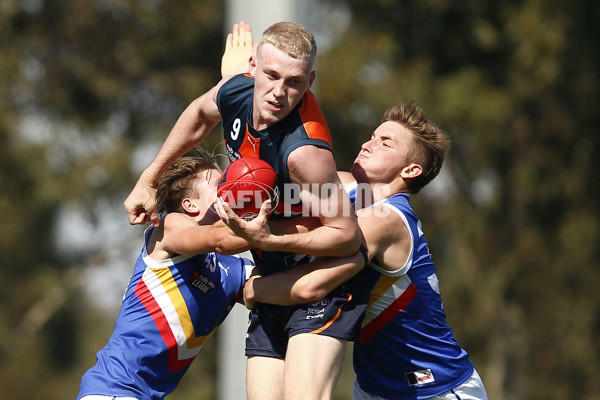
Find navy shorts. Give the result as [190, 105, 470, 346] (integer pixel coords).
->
[245, 284, 368, 358]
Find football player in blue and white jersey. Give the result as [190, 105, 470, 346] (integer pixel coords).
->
[77, 154, 252, 400]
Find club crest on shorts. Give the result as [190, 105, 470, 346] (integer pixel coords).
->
[306, 298, 329, 319]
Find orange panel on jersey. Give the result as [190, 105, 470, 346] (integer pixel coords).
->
[237, 127, 261, 159]
[299, 91, 334, 148]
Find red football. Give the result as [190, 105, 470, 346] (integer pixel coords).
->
[217, 158, 279, 220]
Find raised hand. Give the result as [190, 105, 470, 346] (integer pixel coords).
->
[221, 21, 256, 78]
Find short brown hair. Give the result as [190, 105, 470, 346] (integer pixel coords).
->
[156, 152, 220, 215]
[383, 101, 450, 194]
[259, 21, 317, 63]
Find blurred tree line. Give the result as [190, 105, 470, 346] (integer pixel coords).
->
[0, 0, 598, 399]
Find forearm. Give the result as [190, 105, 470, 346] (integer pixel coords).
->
[209, 220, 252, 255]
[245, 252, 365, 306]
[261, 220, 361, 257]
[280, 145, 362, 256]
[146, 98, 220, 179]
[164, 218, 251, 256]
[268, 216, 321, 235]
[216, 217, 320, 255]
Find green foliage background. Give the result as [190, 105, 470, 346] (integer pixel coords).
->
[0, 0, 598, 399]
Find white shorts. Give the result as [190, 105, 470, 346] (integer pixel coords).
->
[79, 396, 139, 400]
[352, 369, 488, 400]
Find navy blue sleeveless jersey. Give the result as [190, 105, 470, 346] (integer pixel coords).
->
[216, 73, 334, 276]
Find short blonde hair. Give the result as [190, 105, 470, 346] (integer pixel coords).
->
[383, 101, 450, 194]
[258, 21, 317, 63]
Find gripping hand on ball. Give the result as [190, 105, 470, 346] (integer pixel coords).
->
[215, 198, 273, 250]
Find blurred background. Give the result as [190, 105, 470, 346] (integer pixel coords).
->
[1, 0, 599, 399]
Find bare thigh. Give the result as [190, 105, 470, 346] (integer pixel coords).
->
[284, 333, 347, 400]
[246, 355, 285, 400]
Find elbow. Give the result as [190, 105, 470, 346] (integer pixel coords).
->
[209, 231, 230, 255]
[213, 241, 235, 256]
[349, 229, 362, 253]
[292, 281, 329, 304]
[332, 227, 362, 257]
[212, 232, 250, 255]
[214, 245, 232, 255]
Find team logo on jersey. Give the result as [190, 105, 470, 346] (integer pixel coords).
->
[225, 142, 241, 162]
[191, 271, 216, 294]
[405, 369, 435, 386]
[306, 298, 329, 319]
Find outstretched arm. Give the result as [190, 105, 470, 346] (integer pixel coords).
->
[216, 147, 361, 257]
[160, 209, 321, 256]
[278, 146, 362, 256]
[159, 215, 251, 256]
[242, 201, 414, 308]
[123, 92, 222, 226]
[243, 251, 365, 307]
[124, 20, 254, 227]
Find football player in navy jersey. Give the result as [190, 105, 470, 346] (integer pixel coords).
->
[213, 21, 488, 400]
[124, 21, 365, 400]
[242, 102, 489, 400]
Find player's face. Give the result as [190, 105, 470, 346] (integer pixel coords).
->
[193, 168, 222, 219]
[251, 43, 315, 130]
[351, 121, 416, 186]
